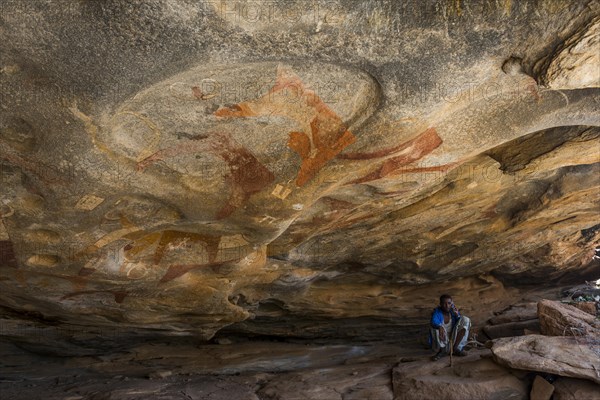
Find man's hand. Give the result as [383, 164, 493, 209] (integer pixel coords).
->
[438, 327, 446, 342]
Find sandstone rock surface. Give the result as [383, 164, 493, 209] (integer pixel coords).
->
[541, 17, 600, 89]
[392, 350, 528, 400]
[530, 375, 555, 400]
[552, 377, 600, 400]
[489, 303, 539, 325]
[0, 0, 599, 369]
[483, 319, 540, 339]
[491, 335, 600, 384]
[570, 301, 598, 316]
[0, 339, 422, 400]
[1, 2, 600, 399]
[538, 299, 600, 336]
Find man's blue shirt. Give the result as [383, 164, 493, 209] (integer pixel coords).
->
[430, 306, 461, 329]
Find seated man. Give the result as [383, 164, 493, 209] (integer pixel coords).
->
[429, 294, 471, 361]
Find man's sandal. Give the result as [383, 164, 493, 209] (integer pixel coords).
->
[431, 352, 445, 361]
[454, 350, 467, 357]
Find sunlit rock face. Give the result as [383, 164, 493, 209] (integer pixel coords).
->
[0, 0, 599, 351]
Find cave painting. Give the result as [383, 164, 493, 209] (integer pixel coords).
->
[339, 127, 443, 184]
[76, 211, 254, 284]
[0, 240, 18, 268]
[119, 230, 217, 266]
[159, 261, 226, 283]
[61, 290, 128, 304]
[309, 197, 357, 227]
[135, 230, 221, 266]
[121, 230, 253, 283]
[63, 269, 95, 292]
[137, 132, 274, 219]
[0, 138, 70, 186]
[214, 65, 356, 187]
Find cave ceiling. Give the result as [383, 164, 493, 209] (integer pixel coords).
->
[0, 0, 599, 345]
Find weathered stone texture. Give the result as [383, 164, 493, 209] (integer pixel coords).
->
[0, 0, 599, 351]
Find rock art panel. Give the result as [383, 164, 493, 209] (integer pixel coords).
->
[99, 61, 379, 220]
[342, 127, 443, 184]
[80, 225, 257, 283]
[25, 254, 60, 268]
[215, 66, 357, 187]
[138, 132, 275, 219]
[0, 240, 18, 268]
[159, 261, 226, 283]
[0, 140, 69, 186]
[150, 230, 221, 266]
[158, 233, 257, 282]
[61, 290, 128, 304]
[75, 195, 105, 211]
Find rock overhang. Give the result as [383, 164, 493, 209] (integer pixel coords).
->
[0, 0, 599, 350]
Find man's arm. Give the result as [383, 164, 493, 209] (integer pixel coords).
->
[431, 309, 447, 342]
[431, 308, 443, 328]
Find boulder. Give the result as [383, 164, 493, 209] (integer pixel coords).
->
[392, 350, 527, 400]
[491, 335, 600, 384]
[530, 375, 554, 400]
[537, 300, 600, 336]
[483, 319, 540, 339]
[552, 377, 600, 400]
[488, 303, 538, 325]
[569, 301, 598, 316]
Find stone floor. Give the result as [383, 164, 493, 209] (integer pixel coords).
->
[2, 284, 584, 399]
[0, 338, 429, 400]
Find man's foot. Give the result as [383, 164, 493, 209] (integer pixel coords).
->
[431, 351, 445, 361]
[453, 349, 467, 357]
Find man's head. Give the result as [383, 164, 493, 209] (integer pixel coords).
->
[440, 294, 453, 313]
